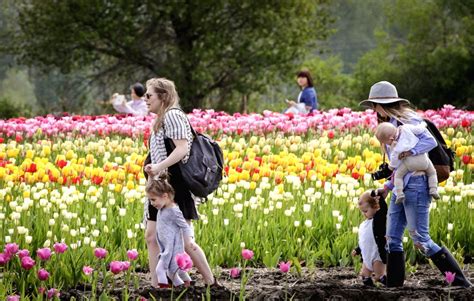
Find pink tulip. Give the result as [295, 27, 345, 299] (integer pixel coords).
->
[94, 247, 108, 259]
[122, 261, 131, 271]
[279, 261, 291, 273]
[230, 267, 240, 278]
[83, 265, 94, 276]
[18, 249, 30, 259]
[47, 288, 60, 299]
[6, 295, 20, 301]
[445, 271, 456, 284]
[0, 252, 11, 265]
[241, 249, 254, 260]
[127, 249, 139, 261]
[175, 253, 193, 271]
[38, 268, 50, 281]
[21, 256, 36, 270]
[37, 248, 52, 261]
[110, 261, 124, 274]
[53, 242, 68, 254]
[4, 243, 19, 255]
[39, 287, 46, 294]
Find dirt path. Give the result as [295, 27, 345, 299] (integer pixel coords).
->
[62, 265, 473, 300]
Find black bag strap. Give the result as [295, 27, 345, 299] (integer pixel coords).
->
[423, 118, 447, 147]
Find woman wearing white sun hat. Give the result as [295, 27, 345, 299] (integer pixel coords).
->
[361, 81, 472, 288]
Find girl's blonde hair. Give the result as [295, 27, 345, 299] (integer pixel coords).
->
[145, 173, 175, 199]
[146, 78, 180, 132]
[359, 190, 380, 210]
[376, 101, 418, 124]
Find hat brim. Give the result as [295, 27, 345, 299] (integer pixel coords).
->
[359, 98, 410, 107]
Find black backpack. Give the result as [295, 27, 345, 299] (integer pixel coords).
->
[164, 109, 224, 198]
[423, 118, 455, 182]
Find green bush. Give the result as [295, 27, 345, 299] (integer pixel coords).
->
[0, 97, 32, 119]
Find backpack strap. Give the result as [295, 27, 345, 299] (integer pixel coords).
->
[165, 107, 198, 138]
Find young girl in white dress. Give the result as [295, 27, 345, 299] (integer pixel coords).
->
[352, 190, 387, 286]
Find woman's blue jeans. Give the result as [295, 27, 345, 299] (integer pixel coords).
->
[386, 175, 442, 257]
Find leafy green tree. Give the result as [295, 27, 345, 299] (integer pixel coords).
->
[352, 0, 474, 109]
[12, 0, 331, 111]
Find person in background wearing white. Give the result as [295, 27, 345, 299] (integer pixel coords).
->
[112, 82, 148, 116]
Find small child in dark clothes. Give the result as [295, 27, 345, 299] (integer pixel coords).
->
[352, 189, 387, 286]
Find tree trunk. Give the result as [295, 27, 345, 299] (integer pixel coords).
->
[241, 94, 248, 114]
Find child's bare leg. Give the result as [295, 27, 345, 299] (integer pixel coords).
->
[360, 263, 372, 277]
[395, 164, 409, 204]
[360, 263, 375, 286]
[184, 221, 215, 285]
[373, 260, 386, 280]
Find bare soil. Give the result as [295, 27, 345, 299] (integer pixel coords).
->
[61, 265, 473, 300]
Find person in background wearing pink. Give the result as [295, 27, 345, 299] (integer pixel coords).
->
[112, 82, 148, 116]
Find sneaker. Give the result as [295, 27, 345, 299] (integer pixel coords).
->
[362, 276, 375, 287]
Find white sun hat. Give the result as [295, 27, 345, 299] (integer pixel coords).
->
[359, 81, 411, 106]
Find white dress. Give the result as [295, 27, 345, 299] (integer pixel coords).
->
[358, 219, 382, 271]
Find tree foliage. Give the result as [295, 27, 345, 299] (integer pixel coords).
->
[352, 0, 474, 109]
[12, 0, 331, 111]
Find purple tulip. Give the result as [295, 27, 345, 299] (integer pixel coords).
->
[127, 249, 139, 261]
[18, 249, 30, 259]
[109, 261, 124, 274]
[445, 271, 456, 284]
[21, 256, 36, 270]
[230, 267, 240, 278]
[38, 268, 50, 281]
[94, 247, 108, 259]
[279, 261, 291, 273]
[53, 242, 68, 254]
[37, 247, 52, 261]
[4, 243, 19, 256]
[241, 249, 254, 260]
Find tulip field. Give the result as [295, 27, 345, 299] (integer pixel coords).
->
[0, 105, 473, 299]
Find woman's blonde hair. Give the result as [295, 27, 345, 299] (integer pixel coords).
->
[145, 173, 175, 199]
[359, 190, 380, 210]
[146, 78, 180, 132]
[376, 101, 418, 124]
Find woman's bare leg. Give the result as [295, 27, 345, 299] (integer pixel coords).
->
[145, 221, 160, 287]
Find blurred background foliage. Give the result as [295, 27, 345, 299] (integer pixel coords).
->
[0, 0, 472, 118]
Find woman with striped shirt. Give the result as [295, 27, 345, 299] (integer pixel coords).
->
[143, 78, 215, 287]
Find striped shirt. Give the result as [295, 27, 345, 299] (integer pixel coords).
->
[149, 108, 193, 166]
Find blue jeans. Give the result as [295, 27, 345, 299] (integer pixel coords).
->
[386, 175, 441, 257]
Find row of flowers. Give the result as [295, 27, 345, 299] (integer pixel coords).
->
[0, 106, 471, 139]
